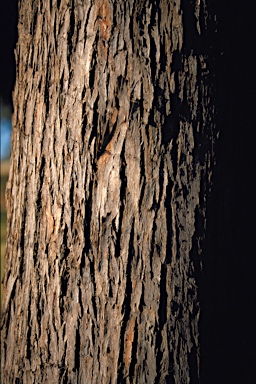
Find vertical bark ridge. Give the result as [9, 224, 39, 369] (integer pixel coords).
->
[1, 0, 216, 383]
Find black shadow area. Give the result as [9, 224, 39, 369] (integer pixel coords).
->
[200, 1, 256, 383]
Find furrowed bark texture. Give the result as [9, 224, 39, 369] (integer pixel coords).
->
[1, 0, 215, 382]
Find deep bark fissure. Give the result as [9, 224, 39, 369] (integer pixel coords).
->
[129, 318, 138, 381]
[75, 327, 80, 372]
[117, 219, 135, 381]
[26, 294, 32, 360]
[114, 148, 126, 254]
[89, 42, 98, 91]
[19, 204, 27, 276]
[89, 259, 97, 321]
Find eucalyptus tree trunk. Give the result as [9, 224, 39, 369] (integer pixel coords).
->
[1, 0, 216, 382]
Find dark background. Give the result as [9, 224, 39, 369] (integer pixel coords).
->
[200, 0, 256, 383]
[0, 0, 18, 107]
[0, 1, 255, 382]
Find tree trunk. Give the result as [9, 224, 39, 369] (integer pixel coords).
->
[1, 0, 216, 382]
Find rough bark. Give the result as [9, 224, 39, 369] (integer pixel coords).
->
[1, 0, 216, 382]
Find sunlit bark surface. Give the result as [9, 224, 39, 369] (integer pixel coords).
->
[1, 0, 215, 382]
